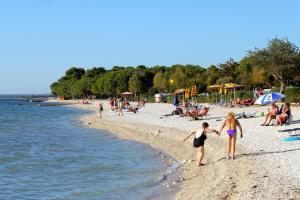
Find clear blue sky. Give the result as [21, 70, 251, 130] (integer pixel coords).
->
[0, 0, 299, 94]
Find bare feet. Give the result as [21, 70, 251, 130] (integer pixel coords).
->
[198, 163, 205, 167]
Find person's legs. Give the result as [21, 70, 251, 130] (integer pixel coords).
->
[265, 115, 275, 125]
[262, 113, 270, 125]
[276, 115, 282, 125]
[227, 137, 232, 159]
[231, 133, 237, 159]
[197, 146, 205, 166]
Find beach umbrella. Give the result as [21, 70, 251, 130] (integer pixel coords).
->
[208, 85, 221, 104]
[208, 84, 221, 89]
[254, 92, 285, 105]
[121, 92, 133, 95]
[175, 88, 185, 94]
[121, 92, 133, 101]
[224, 83, 244, 100]
[224, 83, 243, 89]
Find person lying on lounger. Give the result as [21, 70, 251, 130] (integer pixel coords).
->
[185, 106, 198, 117]
[188, 106, 209, 120]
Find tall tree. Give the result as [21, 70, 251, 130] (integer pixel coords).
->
[153, 71, 169, 92]
[205, 65, 220, 85]
[128, 73, 142, 96]
[248, 38, 300, 93]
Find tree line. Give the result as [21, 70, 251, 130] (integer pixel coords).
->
[50, 38, 300, 99]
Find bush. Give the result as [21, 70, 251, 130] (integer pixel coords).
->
[272, 87, 300, 103]
[283, 87, 300, 103]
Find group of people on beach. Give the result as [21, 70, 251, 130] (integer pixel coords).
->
[261, 102, 291, 126]
[184, 112, 243, 166]
[108, 98, 145, 116]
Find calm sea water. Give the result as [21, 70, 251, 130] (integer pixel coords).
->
[0, 98, 179, 200]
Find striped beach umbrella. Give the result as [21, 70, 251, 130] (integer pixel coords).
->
[255, 92, 285, 105]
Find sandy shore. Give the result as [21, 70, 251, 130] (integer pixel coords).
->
[49, 100, 300, 199]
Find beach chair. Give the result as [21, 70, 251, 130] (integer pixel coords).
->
[283, 113, 293, 125]
[217, 99, 225, 107]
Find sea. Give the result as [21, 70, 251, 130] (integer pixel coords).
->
[0, 96, 180, 200]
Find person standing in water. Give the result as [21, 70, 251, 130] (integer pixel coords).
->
[183, 122, 219, 167]
[99, 102, 103, 118]
[219, 112, 243, 160]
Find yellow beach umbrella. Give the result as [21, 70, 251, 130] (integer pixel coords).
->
[208, 85, 221, 104]
[208, 84, 221, 90]
[224, 83, 244, 100]
[175, 88, 185, 94]
[224, 83, 243, 89]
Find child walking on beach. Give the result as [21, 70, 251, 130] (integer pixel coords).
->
[183, 122, 219, 166]
[219, 112, 243, 160]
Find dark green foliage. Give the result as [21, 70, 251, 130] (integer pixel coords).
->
[50, 38, 300, 102]
[248, 38, 300, 93]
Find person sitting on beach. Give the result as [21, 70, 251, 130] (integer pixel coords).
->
[185, 106, 198, 116]
[261, 102, 279, 126]
[186, 106, 208, 119]
[183, 122, 219, 166]
[276, 103, 291, 126]
[219, 112, 243, 160]
[125, 102, 138, 113]
[197, 106, 209, 117]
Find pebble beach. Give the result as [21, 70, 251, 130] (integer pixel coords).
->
[57, 100, 300, 200]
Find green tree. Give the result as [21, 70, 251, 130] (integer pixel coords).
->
[170, 67, 188, 90]
[251, 66, 268, 86]
[218, 58, 239, 80]
[153, 71, 169, 92]
[236, 57, 253, 89]
[50, 82, 59, 96]
[128, 73, 142, 95]
[248, 38, 300, 93]
[205, 65, 220, 85]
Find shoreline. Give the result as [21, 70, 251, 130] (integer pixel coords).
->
[52, 100, 300, 199]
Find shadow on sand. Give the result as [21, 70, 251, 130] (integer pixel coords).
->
[207, 148, 300, 165]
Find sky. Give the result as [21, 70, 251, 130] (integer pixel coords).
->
[0, 0, 299, 94]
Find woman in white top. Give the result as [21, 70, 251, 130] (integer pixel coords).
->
[184, 122, 219, 166]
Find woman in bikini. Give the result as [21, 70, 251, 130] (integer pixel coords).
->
[219, 112, 243, 160]
[183, 122, 219, 166]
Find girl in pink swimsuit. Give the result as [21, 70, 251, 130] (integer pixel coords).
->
[219, 112, 243, 160]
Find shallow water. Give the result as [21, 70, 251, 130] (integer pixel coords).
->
[0, 98, 179, 200]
